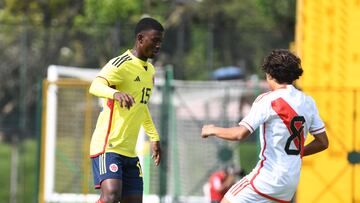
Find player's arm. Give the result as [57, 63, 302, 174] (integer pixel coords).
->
[202, 95, 266, 141]
[143, 106, 161, 166]
[303, 131, 329, 156]
[89, 77, 135, 108]
[89, 77, 118, 98]
[201, 125, 251, 141]
[303, 97, 329, 156]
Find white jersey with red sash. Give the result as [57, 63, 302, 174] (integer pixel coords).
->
[238, 85, 325, 202]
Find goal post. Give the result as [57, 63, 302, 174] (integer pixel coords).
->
[39, 65, 165, 203]
[39, 65, 100, 203]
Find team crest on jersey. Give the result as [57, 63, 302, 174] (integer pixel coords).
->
[109, 163, 118, 172]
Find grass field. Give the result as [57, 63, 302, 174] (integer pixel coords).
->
[0, 139, 38, 203]
[238, 142, 259, 173]
[0, 141, 11, 201]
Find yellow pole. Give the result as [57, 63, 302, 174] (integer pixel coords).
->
[38, 80, 48, 203]
[47, 79, 90, 87]
[82, 85, 92, 194]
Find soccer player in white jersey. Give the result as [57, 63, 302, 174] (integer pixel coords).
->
[201, 49, 329, 203]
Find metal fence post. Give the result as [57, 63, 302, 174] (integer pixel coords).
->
[159, 65, 173, 202]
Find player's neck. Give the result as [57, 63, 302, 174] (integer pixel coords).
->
[269, 80, 288, 91]
[273, 83, 288, 91]
[131, 48, 148, 62]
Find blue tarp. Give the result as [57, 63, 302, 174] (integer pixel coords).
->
[212, 66, 245, 80]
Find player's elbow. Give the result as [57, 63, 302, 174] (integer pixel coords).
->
[227, 128, 243, 141]
[320, 138, 329, 151]
[89, 83, 95, 95]
[234, 126, 251, 141]
[89, 84, 99, 97]
[230, 132, 246, 141]
[317, 134, 329, 152]
[88, 78, 103, 96]
[234, 133, 244, 141]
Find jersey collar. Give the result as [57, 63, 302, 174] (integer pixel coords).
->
[127, 50, 148, 66]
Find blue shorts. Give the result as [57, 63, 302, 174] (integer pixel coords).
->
[91, 152, 143, 195]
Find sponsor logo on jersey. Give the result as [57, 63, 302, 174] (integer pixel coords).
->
[134, 76, 141, 82]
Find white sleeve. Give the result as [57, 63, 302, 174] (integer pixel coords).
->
[308, 97, 326, 135]
[239, 99, 269, 133]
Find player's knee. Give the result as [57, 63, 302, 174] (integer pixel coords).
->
[102, 189, 121, 203]
[102, 194, 121, 203]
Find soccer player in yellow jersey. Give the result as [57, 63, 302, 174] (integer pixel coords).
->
[89, 17, 164, 203]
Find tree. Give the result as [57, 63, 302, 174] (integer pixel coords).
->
[171, 0, 296, 79]
[0, 0, 172, 139]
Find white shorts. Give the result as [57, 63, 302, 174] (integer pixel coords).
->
[224, 178, 277, 203]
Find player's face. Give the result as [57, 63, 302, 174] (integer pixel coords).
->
[139, 30, 163, 59]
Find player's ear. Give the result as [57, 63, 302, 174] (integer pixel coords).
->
[136, 32, 144, 44]
[266, 73, 272, 80]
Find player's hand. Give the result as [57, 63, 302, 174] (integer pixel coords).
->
[201, 124, 216, 138]
[113, 92, 135, 109]
[151, 141, 161, 166]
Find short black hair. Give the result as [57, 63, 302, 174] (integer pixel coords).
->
[261, 49, 303, 84]
[134, 17, 164, 36]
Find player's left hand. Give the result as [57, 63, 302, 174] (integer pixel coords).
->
[151, 141, 161, 166]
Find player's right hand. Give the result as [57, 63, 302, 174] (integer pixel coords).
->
[201, 124, 215, 138]
[113, 92, 135, 109]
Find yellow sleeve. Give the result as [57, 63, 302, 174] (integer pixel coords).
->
[143, 106, 160, 141]
[89, 77, 118, 98]
[97, 59, 125, 86]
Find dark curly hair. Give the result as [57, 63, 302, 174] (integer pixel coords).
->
[261, 49, 303, 84]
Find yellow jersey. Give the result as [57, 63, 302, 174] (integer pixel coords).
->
[89, 50, 159, 158]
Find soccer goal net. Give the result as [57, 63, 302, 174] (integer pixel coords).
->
[39, 65, 266, 203]
[39, 65, 101, 203]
